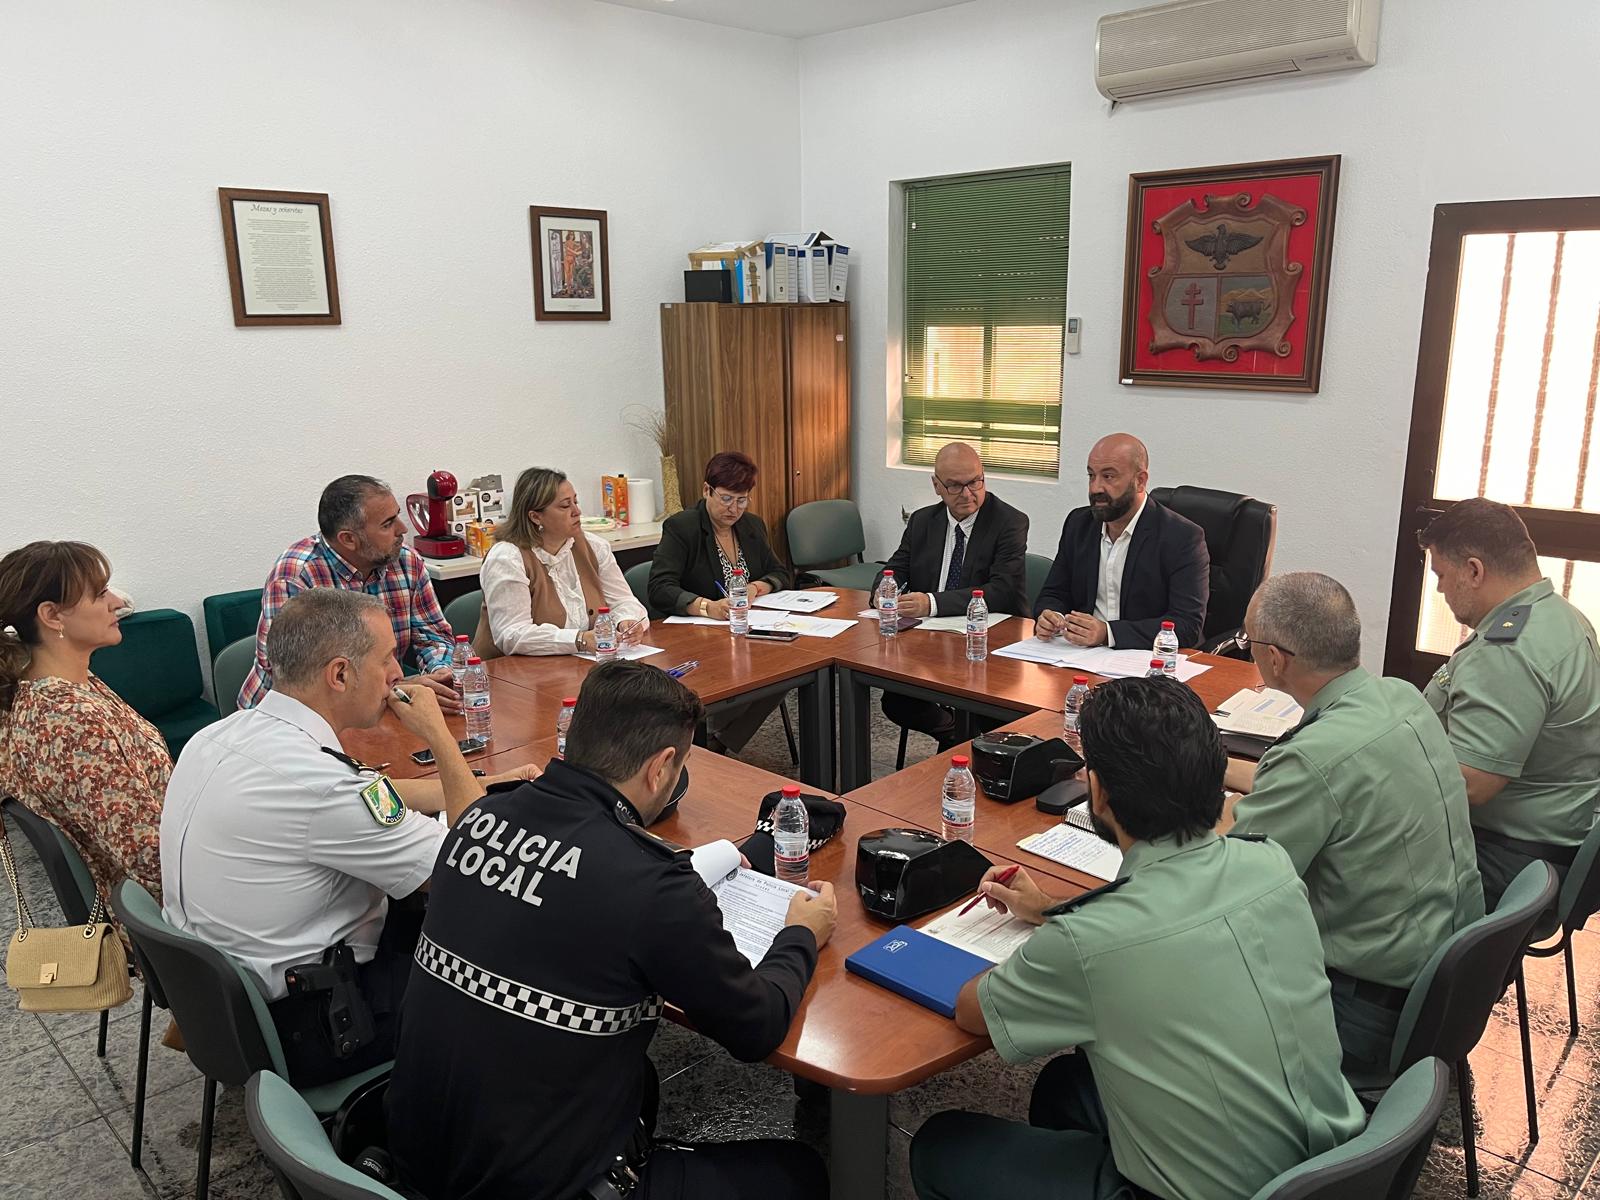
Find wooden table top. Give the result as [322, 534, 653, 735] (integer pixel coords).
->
[339, 681, 563, 780]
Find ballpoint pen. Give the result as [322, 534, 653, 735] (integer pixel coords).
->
[390, 687, 412, 705]
[666, 660, 700, 678]
[958, 865, 1020, 916]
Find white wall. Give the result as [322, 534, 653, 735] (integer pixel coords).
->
[798, 0, 1600, 662]
[1, 0, 798, 661]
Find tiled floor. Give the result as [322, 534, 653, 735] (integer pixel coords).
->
[4, 695, 1599, 1198]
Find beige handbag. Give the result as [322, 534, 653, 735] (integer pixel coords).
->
[1, 812, 132, 1013]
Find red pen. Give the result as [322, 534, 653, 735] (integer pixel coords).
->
[959, 865, 1020, 916]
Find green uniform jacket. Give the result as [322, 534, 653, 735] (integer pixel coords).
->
[1233, 667, 1483, 988]
[1423, 579, 1600, 846]
[979, 832, 1365, 1200]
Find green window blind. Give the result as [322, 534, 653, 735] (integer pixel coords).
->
[902, 166, 1070, 476]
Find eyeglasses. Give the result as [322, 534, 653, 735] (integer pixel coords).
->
[710, 492, 751, 510]
[1233, 631, 1295, 657]
[935, 475, 985, 496]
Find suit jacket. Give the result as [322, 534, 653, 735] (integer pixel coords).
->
[875, 493, 1029, 617]
[648, 501, 792, 617]
[1033, 498, 1209, 649]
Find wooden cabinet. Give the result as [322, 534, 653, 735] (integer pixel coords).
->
[660, 302, 850, 562]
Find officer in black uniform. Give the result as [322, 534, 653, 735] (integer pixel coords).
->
[387, 659, 837, 1200]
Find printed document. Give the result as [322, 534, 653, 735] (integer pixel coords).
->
[921, 900, 1036, 964]
[916, 613, 1013, 634]
[753, 591, 838, 612]
[690, 839, 807, 966]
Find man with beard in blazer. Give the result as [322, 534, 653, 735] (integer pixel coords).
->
[875, 442, 1029, 748]
[1034, 433, 1209, 651]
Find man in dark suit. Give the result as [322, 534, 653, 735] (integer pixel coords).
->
[1035, 433, 1208, 650]
[876, 442, 1029, 746]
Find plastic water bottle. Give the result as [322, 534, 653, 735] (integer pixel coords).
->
[965, 589, 988, 662]
[729, 569, 750, 637]
[556, 697, 576, 759]
[941, 754, 977, 843]
[463, 656, 492, 742]
[1063, 676, 1090, 752]
[593, 607, 617, 659]
[1145, 657, 1165, 678]
[774, 784, 810, 884]
[1154, 620, 1180, 678]
[451, 634, 471, 701]
[877, 570, 900, 639]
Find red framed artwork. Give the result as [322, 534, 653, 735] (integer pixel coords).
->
[1118, 155, 1340, 392]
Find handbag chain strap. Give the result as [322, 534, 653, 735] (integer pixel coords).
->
[0, 809, 105, 942]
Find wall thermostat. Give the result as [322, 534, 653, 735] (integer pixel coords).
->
[1065, 317, 1081, 354]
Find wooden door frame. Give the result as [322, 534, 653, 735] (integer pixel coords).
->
[1386, 197, 1600, 684]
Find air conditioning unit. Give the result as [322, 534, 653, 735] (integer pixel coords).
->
[1095, 0, 1381, 102]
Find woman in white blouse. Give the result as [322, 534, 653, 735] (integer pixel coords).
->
[472, 467, 648, 657]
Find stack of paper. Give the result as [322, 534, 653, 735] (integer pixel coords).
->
[661, 610, 853, 638]
[1213, 687, 1302, 739]
[916, 613, 1013, 634]
[992, 641, 1210, 682]
[921, 900, 1036, 964]
[575, 644, 664, 662]
[690, 840, 808, 966]
[1017, 824, 1124, 881]
[754, 591, 838, 613]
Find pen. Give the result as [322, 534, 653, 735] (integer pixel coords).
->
[390, 687, 412, 705]
[666, 660, 700, 678]
[714, 581, 728, 597]
[959, 865, 1020, 916]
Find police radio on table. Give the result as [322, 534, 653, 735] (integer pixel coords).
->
[407, 469, 467, 559]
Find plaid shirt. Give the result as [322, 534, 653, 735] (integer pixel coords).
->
[237, 536, 454, 709]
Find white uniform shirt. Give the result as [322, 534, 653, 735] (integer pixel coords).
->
[480, 534, 648, 656]
[160, 690, 446, 1000]
[1094, 497, 1147, 649]
[926, 509, 981, 614]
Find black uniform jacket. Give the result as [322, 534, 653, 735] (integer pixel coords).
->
[388, 760, 818, 1200]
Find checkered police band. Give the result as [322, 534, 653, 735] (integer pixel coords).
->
[414, 934, 663, 1036]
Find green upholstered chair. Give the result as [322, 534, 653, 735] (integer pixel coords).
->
[247, 1071, 407, 1200]
[786, 500, 881, 591]
[1024, 552, 1053, 612]
[624, 560, 653, 612]
[111, 881, 390, 1200]
[201, 589, 263, 665]
[1247, 1058, 1448, 1200]
[89, 608, 218, 758]
[211, 637, 258, 716]
[443, 589, 483, 643]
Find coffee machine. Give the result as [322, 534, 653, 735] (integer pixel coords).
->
[407, 470, 466, 558]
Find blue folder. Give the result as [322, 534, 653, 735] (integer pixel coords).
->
[844, 925, 992, 1018]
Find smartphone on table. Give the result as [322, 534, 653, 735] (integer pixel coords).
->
[410, 737, 489, 766]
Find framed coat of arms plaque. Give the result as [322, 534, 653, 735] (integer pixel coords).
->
[1119, 155, 1340, 392]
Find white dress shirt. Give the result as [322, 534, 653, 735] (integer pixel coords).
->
[1094, 497, 1147, 648]
[480, 534, 648, 656]
[925, 509, 981, 614]
[160, 690, 446, 1000]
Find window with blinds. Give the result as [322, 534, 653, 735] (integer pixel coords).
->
[901, 166, 1070, 476]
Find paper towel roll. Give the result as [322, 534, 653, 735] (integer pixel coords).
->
[627, 479, 657, 525]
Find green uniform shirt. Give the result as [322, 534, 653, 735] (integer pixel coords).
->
[978, 832, 1365, 1200]
[1233, 667, 1483, 988]
[1423, 579, 1600, 846]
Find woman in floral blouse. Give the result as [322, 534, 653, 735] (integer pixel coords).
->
[0, 541, 166, 907]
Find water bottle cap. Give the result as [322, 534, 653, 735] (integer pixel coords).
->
[733, 569, 746, 578]
[455, 634, 469, 642]
[883, 569, 894, 576]
[781, 784, 801, 797]
[972, 589, 983, 597]
[1073, 675, 1088, 684]
[561, 697, 577, 707]
[467, 656, 483, 665]
[951, 754, 969, 767]
[1150, 658, 1162, 667]
[597, 606, 611, 613]
[1161, 620, 1175, 629]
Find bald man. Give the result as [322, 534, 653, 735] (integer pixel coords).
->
[875, 442, 1029, 747]
[1034, 434, 1208, 650]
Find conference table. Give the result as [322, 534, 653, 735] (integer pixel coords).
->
[331, 588, 1263, 1199]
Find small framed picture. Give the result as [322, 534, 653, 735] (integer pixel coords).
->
[217, 187, 341, 326]
[530, 205, 611, 321]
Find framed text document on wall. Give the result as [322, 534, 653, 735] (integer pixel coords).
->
[217, 187, 342, 326]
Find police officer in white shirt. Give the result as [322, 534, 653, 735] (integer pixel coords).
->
[161, 588, 536, 1085]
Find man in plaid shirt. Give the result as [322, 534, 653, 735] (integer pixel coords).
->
[238, 475, 461, 711]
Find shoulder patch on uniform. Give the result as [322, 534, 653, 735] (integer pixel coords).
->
[359, 776, 406, 826]
[1042, 876, 1127, 917]
[621, 822, 686, 859]
[1485, 606, 1530, 643]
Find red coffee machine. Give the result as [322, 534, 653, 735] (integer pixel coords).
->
[407, 470, 466, 558]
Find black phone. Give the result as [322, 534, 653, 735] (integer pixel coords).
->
[410, 737, 489, 766]
[748, 628, 801, 642]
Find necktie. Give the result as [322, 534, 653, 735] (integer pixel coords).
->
[945, 523, 966, 591]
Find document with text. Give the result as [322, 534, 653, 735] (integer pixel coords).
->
[691, 839, 807, 966]
[921, 900, 1036, 964]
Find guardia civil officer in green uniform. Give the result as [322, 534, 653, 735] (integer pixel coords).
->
[1417, 499, 1600, 910]
[1224, 572, 1482, 1075]
[910, 677, 1365, 1200]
